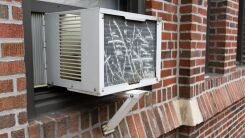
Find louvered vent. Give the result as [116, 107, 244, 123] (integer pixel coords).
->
[59, 13, 81, 81]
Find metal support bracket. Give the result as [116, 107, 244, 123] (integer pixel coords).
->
[101, 90, 148, 136]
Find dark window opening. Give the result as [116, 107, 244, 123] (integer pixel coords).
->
[236, 0, 244, 65]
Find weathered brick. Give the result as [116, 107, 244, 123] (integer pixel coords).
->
[11, 129, 25, 138]
[17, 77, 26, 92]
[28, 121, 41, 138]
[0, 133, 8, 138]
[126, 115, 138, 138]
[18, 112, 27, 125]
[82, 131, 91, 138]
[12, 6, 23, 20]
[0, 24, 23, 38]
[133, 114, 146, 138]
[91, 109, 98, 126]
[48, 114, 67, 137]
[99, 106, 108, 123]
[119, 119, 130, 138]
[92, 127, 103, 138]
[39, 117, 55, 138]
[0, 61, 25, 76]
[0, 80, 13, 93]
[0, 114, 15, 129]
[147, 109, 161, 137]
[0, 5, 8, 19]
[67, 112, 79, 133]
[140, 111, 153, 138]
[1, 43, 24, 57]
[81, 112, 90, 130]
[0, 95, 26, 111]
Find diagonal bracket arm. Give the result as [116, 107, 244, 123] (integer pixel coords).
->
[101, 90, 148, 136]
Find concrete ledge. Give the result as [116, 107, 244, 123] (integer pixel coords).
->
[173, 98, 203, 126]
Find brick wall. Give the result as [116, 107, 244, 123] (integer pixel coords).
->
[206, 0, 239, 74]
[0, 0, 244, 138]
[179, 0, 207, 98]
[0, 0, 28, 137]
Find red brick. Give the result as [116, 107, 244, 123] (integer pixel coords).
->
[159, 105, 171, 132]
[0, 94, 26, 111]
[81, 112, 90, 129]
[163, 77, 176, 86]
[169, 102, 180, 127]
[0, 5, 8, 19]
[197, 96, 207, 120]
[146, 1, 162, 10]
[28, 121, 41, 138]
[0, 24, 23, 38]
[99, 106, 108, 123]
[39, 117, 55, 138]
[67, 112, 79, 133]
[153, 107, 165, 134]
[0, 133, 8, 138]
[0, 80, 13, 93]
[82, 131, 91, 138]
[18, 112, 27, 125]
[119, 119, 130, 138]
[12, 6, 23, 20]
[133, 114, 146, 138]
[91, 109, 98, 125]
[92, 127, 103, 138]
[140, 111, 153, 138]
[1, 43, 24, 57]
[126, 115, 138, 138]
[48, 114, 67, 137]
[147, 109, 161, 137]
[11, 129, 25, 138]
[0, 61, 25, 76]
[0, 114, 15, 129]
[163, 60, 177, 68]
[164, 103, 175, 130]
[17, 77, 26, 92]
[203, 93, 214, 116]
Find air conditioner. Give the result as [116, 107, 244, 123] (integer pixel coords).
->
[45, 8, 162, 96]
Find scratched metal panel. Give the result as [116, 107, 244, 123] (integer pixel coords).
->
[104, 15, 157, 87]
[31, 13, 47, 87]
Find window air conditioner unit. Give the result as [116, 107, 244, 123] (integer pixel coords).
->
[45, 8, 162, 96]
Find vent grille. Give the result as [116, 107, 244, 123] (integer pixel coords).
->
[59, 13, 81, 81]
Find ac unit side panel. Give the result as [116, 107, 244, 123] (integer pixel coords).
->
[45, 12, 86, 92]
[79, 8, 101, 93]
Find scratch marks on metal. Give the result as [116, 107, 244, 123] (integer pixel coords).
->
[104, 15, 157, 86]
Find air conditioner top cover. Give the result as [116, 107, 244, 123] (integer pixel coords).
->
[45, 8, 162, 96]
